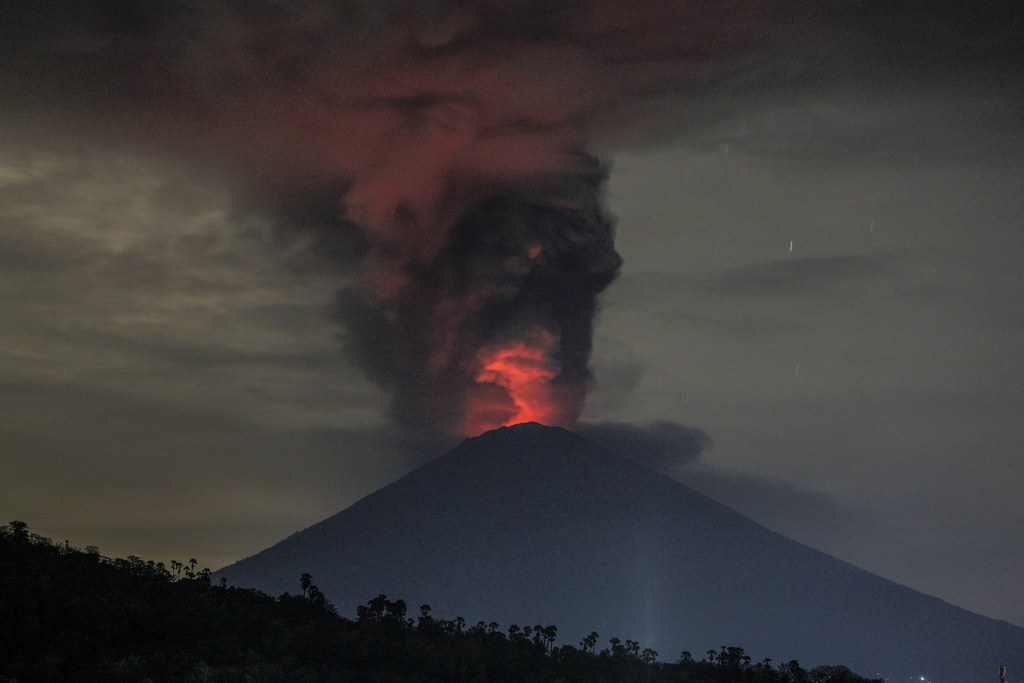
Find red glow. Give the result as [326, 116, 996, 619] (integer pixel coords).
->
[461, 328, 573, 435]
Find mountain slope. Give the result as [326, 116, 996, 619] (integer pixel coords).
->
[216, 423, 1024, 681]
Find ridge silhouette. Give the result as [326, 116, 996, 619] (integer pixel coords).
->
[216, 423, 1024, 681]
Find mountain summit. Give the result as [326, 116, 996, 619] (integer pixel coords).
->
[217, 423, 1023, 681]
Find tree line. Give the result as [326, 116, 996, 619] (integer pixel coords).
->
[0, 521, 883, 682]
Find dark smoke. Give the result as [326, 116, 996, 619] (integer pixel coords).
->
[336, 162, 621, 437]
[0, 0, 805, 439]
[576, 421, 712, 471]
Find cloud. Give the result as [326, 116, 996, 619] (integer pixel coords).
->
[5, 1, 1018, 439]
[0, 376, 423, 569]
[576, 421, 864, 552]
[0, 0, 823, 438]
[609, 253, 890, 299]
[576, 420, 712, 470]
[702, 255, 889, 298]
[0, 145, 376, 431]
[672, 462, 875, 553]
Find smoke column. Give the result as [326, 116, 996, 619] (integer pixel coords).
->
[337, 160, 620, 437]
[0, 0, 798, 439]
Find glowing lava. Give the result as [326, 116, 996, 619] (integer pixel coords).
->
[461, 328, 573, 435]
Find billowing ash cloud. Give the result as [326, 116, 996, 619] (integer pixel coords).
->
[336, 163, 621, 437]
[1, 0, 800, 439]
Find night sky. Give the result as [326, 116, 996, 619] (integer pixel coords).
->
[2, 1, 1023, 628]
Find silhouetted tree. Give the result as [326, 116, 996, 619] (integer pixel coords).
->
[0, 521, 887, 683]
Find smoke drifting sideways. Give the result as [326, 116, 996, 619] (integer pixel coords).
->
[0, 0, 800, 442]
[576, 421, 712, 472]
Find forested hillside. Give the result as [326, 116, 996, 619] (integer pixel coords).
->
[0, 522, 882, 682]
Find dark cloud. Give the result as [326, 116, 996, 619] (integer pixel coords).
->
[5, 0, 1018, 439]
[821, 1, 1024, 88]
[0, 0, 812, 439]
[334, 167, 621, 438]
[576, 420, 712, 471]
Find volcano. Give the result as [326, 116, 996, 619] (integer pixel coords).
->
[216, 423, 1023, 681]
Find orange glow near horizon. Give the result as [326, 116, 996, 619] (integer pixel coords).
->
[461, 328, 572, 436]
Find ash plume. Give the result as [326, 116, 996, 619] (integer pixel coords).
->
[1, 0, 803, 439]
[336, 164, 621, 437]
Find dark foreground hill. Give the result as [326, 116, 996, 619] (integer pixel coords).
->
[217, 423, 1024, 682]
